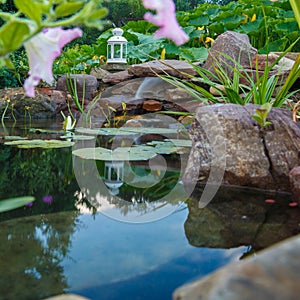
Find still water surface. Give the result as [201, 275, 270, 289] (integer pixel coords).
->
[0, 120, 293, 299]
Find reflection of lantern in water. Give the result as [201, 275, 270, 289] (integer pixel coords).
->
[107, 28, 128, 64]
[104, 161, 124, 195]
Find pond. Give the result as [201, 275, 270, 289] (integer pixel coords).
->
[0, 119, 299, 300]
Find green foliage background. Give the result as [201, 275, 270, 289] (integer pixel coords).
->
[1, 0, 299, 87]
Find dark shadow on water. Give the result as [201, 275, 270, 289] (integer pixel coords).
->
[186, 185, 300, 252]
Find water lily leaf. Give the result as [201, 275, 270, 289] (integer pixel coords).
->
[29, 128, 67, 134]
[165, 139, 192, 147]
[60, 135, 95, 141]
[4, 139, 74, 149]
[154, 142, 183, 154]
[147, 139, 192, 148]
[3, 136, 28, 140]
[75, 127, 135, 136]
[145, 141, 182, 154]
[73, 146, 157, 161]
[0, 196, 35, 213]
[75, 127, 181, 136]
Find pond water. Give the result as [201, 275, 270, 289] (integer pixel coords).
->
[0, 120, 299, 300]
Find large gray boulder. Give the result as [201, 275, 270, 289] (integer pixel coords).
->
[0, 87, 63, 119]
[183, 104, 300, 191]
[173, 233, 300, 300]
[203, 31, 257, 78]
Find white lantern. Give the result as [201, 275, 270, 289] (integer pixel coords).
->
[104, 161, 124, 195]
[107, 28, 128, 64]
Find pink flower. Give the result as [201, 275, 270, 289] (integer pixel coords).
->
[142, 0, 189, 46]
[24, 27, 82, 97]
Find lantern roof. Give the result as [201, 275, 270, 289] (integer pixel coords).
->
[107, 28, 127, 43]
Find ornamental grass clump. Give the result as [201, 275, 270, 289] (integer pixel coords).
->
[160, 36, 300, 110]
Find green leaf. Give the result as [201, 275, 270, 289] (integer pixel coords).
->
[188, 15, 210, 26]
[264, 121, 272, 127]
[179, 47, 208, 62]
[55, 2, 85, 17]
[85, 8, 108, 25]
[4, 136, 28, 140]
[224, 87, 244, 104]
[0, 196, 35, 213]
[0, 21, 30, 56]
[75, 127, 181, 136]
[251, 114, 263, 125]
[4, 139, 74, 149]
[258, 37, 288, 53]
[14, 0, 42, 23]
[289, 0, 300, 28]
[73, 146, 157, 161]
[164, 139, 192, 147]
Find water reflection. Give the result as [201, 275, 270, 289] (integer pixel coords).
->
[0, 211, 78, 299]
[73, 153, 187, 223]
[104, 160, 124, 195]
[1, 121, 300, 299]
[0, 208, 246, 300]
[185, 185, 300, 252]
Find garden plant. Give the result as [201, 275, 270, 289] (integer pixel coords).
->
[0, 0, 300, 211]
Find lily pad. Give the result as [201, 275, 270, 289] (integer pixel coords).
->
[60, 134, 95, 141]
[154, 142, 183, 154]
[146, 139, 192, 152]
[164, 139, 192, 147]
[3, 136, 28, 141]
[73, 146, 157, 161]
[146, 141, 183, 154]
[4, 139, 74, 149]
[0, 196, 35, 213]
[29, 128, 67, 134]
[75, 126, 182, 136]
[75, 127, 135, 136]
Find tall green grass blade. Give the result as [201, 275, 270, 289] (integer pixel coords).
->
[289, 0, 300, 28]
[274, 53, 300, 107]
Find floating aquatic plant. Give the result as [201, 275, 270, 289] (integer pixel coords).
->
[73, 145, 158, 161]
[4, 139, 74, 149]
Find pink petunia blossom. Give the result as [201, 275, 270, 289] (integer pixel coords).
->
[142, 0, 189, 46]
[24, 27, 83, 97]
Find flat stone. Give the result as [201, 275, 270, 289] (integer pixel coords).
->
[128, 60, 198, 78]
[173, 233, 300, 300]
[142, 99, 162, 111]
[102, 70, 134, 84]
[90, 67, 111, 80]
[251, 53, 278, 70]
[101, 63, 129, 71]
